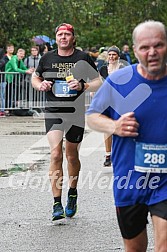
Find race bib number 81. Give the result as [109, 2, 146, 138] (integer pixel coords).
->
[135, 142, 167, 173]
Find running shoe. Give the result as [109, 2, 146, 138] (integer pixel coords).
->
[52, 202, 65, 221]
[65, 194, 77, 218]
[103, 155, 111, 167]
[0, 111, 6, 117]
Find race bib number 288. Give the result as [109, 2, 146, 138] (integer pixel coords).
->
[135, 142, 167, 173]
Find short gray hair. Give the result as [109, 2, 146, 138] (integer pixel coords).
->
[132, 20, 167, 45]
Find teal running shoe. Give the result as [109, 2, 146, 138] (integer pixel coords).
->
[65, 195, 77, 218]
[52, 202, 65, 221]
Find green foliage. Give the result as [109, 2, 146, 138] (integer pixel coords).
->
[0, 0, 167, 56]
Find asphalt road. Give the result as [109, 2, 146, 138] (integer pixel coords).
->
[0, 115, 154, 251]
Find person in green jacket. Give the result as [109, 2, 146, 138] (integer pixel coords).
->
[5, 48, 34, 83]
[5, 48, 34, 108]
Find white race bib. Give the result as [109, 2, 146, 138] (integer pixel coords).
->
[135, 142, 167, 173]
[53, 80, 77, 97]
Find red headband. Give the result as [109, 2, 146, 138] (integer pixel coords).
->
[55, 23, 74, 35]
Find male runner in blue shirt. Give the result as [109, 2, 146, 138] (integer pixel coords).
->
[87, 20, 167, 252]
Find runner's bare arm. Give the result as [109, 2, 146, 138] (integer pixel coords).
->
[85, 74, 103, 92]
[31, 72, 52, 92]
[87, 112, 139, 137]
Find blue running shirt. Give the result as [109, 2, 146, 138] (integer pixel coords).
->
[87, 64, 167, 206]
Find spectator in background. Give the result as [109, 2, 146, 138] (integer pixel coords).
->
[24, 46, 40, 69]
[3, 43, 15, 63]
[121, 44, 132, 64]
[5, 48, 34, 107]
[0, 43, 15, 116]
[89, 46, 99, 62]
[96, 47, 108, 70]
[0, 48, 5, 67]
[38, 43, 52, 57]
[0, 48, 6, 117]
[45, 42, 53, 51]
[24, 46, 41, 103]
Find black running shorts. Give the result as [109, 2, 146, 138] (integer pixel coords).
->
[116, 200, 167, 239]
[45, 114, 84, 143]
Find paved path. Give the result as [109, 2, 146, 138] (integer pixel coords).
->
[0, 116, 154, 251]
